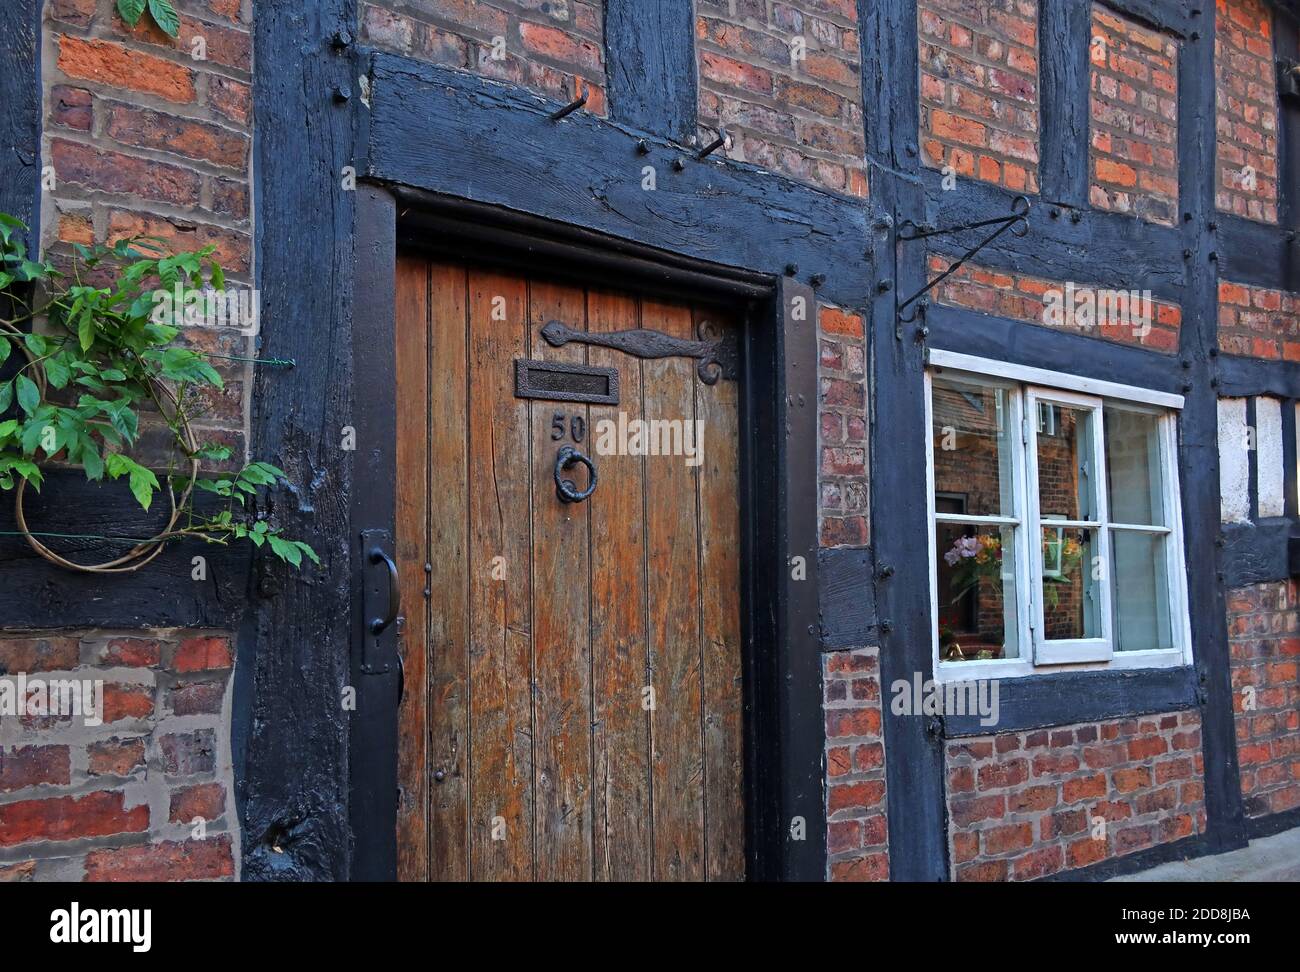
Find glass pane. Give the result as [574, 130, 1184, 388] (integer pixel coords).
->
[1041, 526, 1102, 640]
[1110, 531, 1174, 652]
[936, 523, 1019, 661]
[1037, 402, 1098, 521]
[932, 377, 1015, 517]
[1105, 407, 1166, 526]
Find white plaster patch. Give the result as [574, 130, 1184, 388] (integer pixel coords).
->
[1218, 398, 1250, 524]
[1256, 397, 1284, 518]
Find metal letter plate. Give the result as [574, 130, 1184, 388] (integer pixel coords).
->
[514, 358, 620, 405]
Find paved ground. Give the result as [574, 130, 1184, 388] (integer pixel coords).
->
[1111, 826, 1300, 881]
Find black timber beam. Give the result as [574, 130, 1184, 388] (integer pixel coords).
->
[363, 52, 872, 308]
[604, 0, 697, 142]
[0, 0, 39, 249]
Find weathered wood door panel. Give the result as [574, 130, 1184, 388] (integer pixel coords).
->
[395, 256, 745, 881]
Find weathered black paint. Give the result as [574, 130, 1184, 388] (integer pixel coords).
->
[348, 186, 400, 881]
[1221, 519, 1294, 586]
[0, 0, 39, 251]
[603, 0, 697, 143]
[818, 548, 877, 650]
[363, 53, 872, 308]
[238, 0, 360, 881]
[944, 667, 1199, 738]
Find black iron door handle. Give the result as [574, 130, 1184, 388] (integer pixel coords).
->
[554, 445, 598, 503]
[369, 547, 400, 634]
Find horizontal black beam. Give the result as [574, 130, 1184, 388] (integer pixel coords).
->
[944, 665, 1200, 737]
[1220, 518, 1294, 587]
[364, 51, 873, 307]
[1217, 214, 1298, 290]
[1103, 0, 1198, 38]
[924, 303, 1189, 394]
[0, 472, 251, 630]
[1216, 353, 1300, 398]
[921, 171, 1188, 299]
[818, 547, 877, 649]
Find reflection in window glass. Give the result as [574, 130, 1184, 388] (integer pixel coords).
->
[1040, 526, 1102, 640]
[1037, 403, 1097, 521]
[931, 377, 1014, 517]
[1110, 531, 1173, 652]
[935, 524, 1019, 661]
[1104, 406, 1166, 526]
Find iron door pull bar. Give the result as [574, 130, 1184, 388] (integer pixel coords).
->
[555, 446, 598, 503]
[369, 547, 400, 635]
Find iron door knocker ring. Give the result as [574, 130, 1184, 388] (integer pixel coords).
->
[555, 445, 597, 503]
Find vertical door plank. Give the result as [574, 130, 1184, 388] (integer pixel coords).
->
[395, 256, 430, 882]
[529, 280, 594, 880]
[467, 269, 534, 881]
[642, 300, 706, 881]
[694, 308, 746, 881]
[426, 262, 470, 882]
[587, 289, 652, 881]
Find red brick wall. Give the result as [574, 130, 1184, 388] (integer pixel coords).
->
[696, 0, 866, 196]
[918, 0, 1040, 193]
[947, 711, 1206, 880]
[1227, 581, 1300, 818]
[45, 0, 253, 468]
[1089, 4, 1179, 226]
[1214, 0, 1280, 224]
[360, 0, 606, 113]
[819, 303, 868, 546]
[0, 632, 237, 882]
[1218, 279, 1300, 361]
[824, 648, 888, 880]
[928, 255, 1183, 353]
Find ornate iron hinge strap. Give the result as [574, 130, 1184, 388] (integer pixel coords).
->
[541, 319, 738, 384]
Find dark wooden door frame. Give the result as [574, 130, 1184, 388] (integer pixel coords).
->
[347, 186, 826, 881]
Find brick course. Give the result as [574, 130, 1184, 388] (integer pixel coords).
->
[1214, 0, 1280, 223]
[696, 0, 866, 196]
[918, 0, 1041, 193]
[818, 303, 868, 547]
[947, 711, 1206, 880]
[0, 631, 238, 881]
[1089, 4, 1179, 225]
[1218, 279, 1300, 361]
[1227, 581, 1300, 817]
[360, 1, 606, 113]
[824, 648, 889, 880]
[43, 0, 255, 465]
[928, 254, 1182, 353]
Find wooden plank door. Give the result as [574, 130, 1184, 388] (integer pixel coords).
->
[395, 257, 746, 881]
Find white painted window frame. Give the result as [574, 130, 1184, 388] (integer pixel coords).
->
[926, 351, 1193, 682]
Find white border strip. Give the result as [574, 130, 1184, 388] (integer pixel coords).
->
[927, 350, 1185, 410]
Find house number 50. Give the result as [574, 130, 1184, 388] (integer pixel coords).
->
[550, 411, 586, 443]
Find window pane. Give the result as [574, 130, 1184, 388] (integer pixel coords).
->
[1110, 531, 1174, 651]
[1104, 407, 1166, 526]
[1041, 526, 1102, 640]
[932, 377, 1015, 517]
[936, 523, 1019, 661]
[1037, 403, 1098, 521]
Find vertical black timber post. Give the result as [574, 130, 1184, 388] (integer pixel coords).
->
[242, 0, 359, 881]
[1181, 2, 1248, 853]
[1276, 12, 1299, 233]
[861, 0, 949, 881]
[349, 186, 399, 880]
[604, 0, 698, 142]
[773, 277, 826, 880]
[1039, 0, 1091, 205]
[0, 0, 40, 249]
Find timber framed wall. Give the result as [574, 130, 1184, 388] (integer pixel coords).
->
[2, 0, 1299, 881]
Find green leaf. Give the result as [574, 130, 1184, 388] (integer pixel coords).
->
[44, 356, 71, 390]
[15, 375, 39, 416]
[80, 441, 104, 481]
[268, 534, 303, 567]
[78, 306, 96, 351]
[0, 381, 11, 413]
[116, 0, 147, 27]
[0, 337, 10, 365]
[23, 332, 46, 356]
[148, 0, 181, 38]
[0, 420, 18, 439]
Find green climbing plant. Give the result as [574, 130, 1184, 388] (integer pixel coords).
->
[0, 213, 318, 570]
[116, 0, 182, 39]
